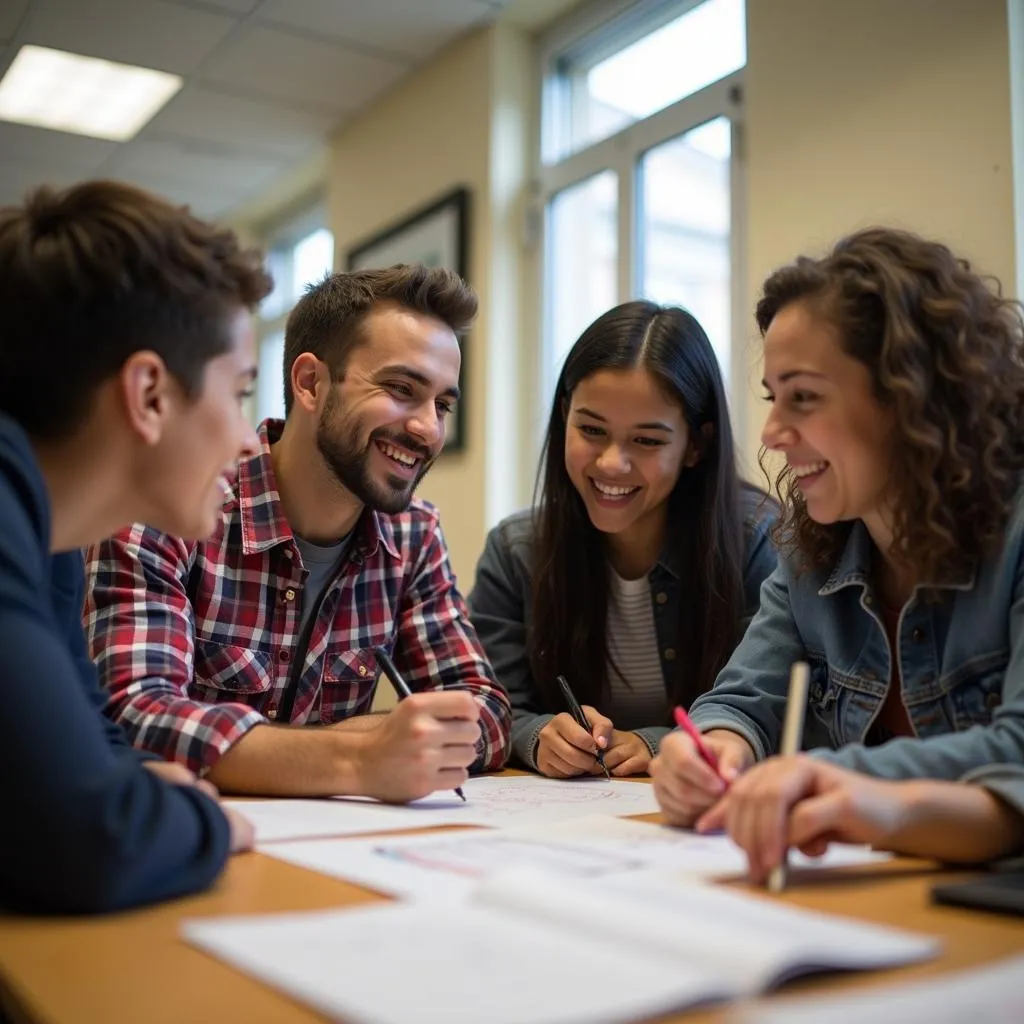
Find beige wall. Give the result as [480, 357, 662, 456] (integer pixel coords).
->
[742, 0, 1017, 463]
[328, 27, 523, 591]
[251, 0, 1020, 584]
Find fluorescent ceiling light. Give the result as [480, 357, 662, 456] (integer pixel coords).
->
[0, 44, 182, 142]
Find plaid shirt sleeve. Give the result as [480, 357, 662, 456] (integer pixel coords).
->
[84, 526, 266, 773]
[394, 516, 512, 772]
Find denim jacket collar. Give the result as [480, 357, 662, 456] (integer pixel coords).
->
[817, 520, 976, 598]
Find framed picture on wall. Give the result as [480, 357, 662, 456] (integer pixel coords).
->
[346, 187, 470, 454]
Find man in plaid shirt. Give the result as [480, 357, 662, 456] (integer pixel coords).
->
[85, 265, 511, 802]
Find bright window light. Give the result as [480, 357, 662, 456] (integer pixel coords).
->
[0, 45, 182, 141]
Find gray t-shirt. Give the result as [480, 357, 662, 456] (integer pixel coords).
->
[294, 532, 352, 638]
[604, 568, 668, 731]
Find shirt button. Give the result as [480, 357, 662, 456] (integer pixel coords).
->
[655, 592, 668, 605]
[284, 588, 297, 602]
[863, 594, 874, 606]
[358, 665, 368, 677]
[279, 649, 290, 663]
[664, 648, 676, 661]
[267, 709, 278, 720]
[911, 627, 925, 643]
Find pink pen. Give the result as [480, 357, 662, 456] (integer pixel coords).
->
[673, 706, 724, 780]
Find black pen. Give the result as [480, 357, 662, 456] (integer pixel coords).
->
[555, 674, 611, 779]
[373, 646, 466, 802]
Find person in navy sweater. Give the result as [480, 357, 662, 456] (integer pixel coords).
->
[0, 180, 271, 913]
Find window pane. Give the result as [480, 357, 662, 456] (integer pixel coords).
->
[639, 117, 731, 385]
[559, 0, 745, 159]
[260, 248, 290, 321]
[291, 227, 334, 297]
[257, 331, 286, 423]
[547, 170, 617, 374]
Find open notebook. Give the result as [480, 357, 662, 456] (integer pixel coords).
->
[184, 867, 940, 1024]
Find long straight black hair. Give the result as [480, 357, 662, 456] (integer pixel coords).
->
[529, 300, 749, 717]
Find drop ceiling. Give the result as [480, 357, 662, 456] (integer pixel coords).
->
[0, 0, 509, 220]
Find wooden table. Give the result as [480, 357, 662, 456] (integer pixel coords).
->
[1, 793, 1022, 1023]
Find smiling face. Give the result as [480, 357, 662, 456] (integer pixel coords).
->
[564, 366, 695, 548]
[140, 307, 261, 539]
[315, 302, 461, 514]
[761, 301, 896, 541]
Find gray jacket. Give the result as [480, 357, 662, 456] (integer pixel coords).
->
[468, 487, 778, 770]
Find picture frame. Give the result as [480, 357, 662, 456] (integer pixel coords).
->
[346, 187, 470, 454]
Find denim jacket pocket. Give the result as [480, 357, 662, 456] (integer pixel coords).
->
[319, 648, 379, 724]
[805, 654, 841, 747]
[193, 639, 274, 695]
[946, 661, 1007, 730]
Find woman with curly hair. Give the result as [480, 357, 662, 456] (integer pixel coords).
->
[651, 227, 1024, 870]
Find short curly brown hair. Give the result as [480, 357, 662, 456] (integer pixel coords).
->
[756, 227, 1024, 584]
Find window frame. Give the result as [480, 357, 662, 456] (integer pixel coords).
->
[252, 199, 334, 425]
[535, 0, 747, 447]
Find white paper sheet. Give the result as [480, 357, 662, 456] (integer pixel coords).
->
[183, 867, 938, 1024]
[183, 902, 723, 1024]
[436, 775, 661, 826]
[223, 798, 466, 843]
[231, 775, 660, 843]
[733, 953, 1024, 1023]
[262, 814, 890, 902]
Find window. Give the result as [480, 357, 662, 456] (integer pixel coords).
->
[255, 220, 334, 423]
[540, 0, 745, 409]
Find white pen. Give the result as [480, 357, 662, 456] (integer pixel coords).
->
[768, 661, 810, 894]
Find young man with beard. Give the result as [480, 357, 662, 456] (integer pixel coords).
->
[84, 265, 511, 802]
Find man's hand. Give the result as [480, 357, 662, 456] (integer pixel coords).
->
[223, 805, 255, 854]
[353, 691, 482, 803]
[536, 706, 614, 778]
[142, 759, 254, 854]
[650, 728, 755, 826]
[601, 730, 652, 777]
[143, 759, 219, 800]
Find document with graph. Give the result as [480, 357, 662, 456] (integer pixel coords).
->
[231, 775, 661, 844]
[184, 867, 940, 1024]
[262, 814, 890, 902]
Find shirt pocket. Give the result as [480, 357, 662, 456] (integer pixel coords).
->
[192, 639, 274, 696]
[945, 659, 1007, 730]
[319, 648, 379, 724]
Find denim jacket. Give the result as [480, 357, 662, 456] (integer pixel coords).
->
[469, 487, 778, 770]
[689, 487, 1024, 782]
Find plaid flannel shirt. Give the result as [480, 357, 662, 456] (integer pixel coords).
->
[84, 420, 512, 774]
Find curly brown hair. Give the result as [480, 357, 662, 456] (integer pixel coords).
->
[756, 226, 1024, 584]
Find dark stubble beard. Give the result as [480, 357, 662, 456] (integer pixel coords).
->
[315, 390, 434, 514]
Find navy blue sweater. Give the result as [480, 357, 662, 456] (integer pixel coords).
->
[0, 414, 230, 913]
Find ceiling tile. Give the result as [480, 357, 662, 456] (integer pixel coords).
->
[0, 0, 29, 43]
[104, 137, 286, 193]
[203, 25, 408, 114]
[0, 161, 105, 209]
[164, 0, 260, 12]
[257, 0, 498, 59]
[22, 0, 238, 75]
[0, 121, 117, 170]
[105, 171, 242, 218]
[145, 84, 335, 157]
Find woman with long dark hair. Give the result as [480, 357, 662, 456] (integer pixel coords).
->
[469, 300, 777, 777]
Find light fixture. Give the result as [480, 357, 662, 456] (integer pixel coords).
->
[0, 44, 182, 142]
